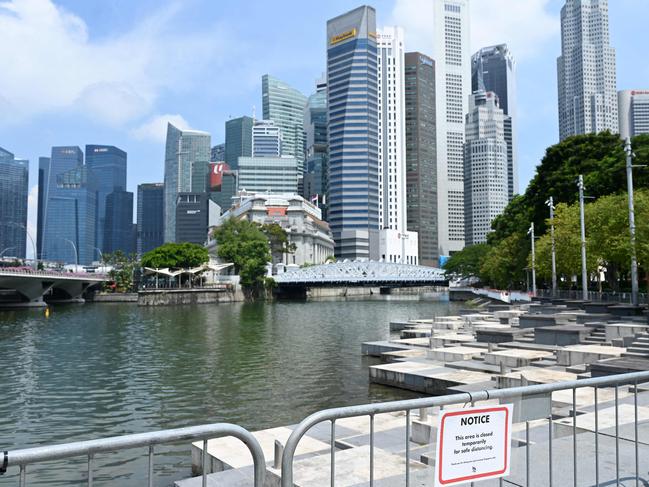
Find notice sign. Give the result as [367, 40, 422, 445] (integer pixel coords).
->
[435, 404, 513, 486]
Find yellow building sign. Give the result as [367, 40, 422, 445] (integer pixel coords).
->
[330, 28, 357, 45]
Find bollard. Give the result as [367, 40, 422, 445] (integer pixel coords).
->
[488, 342, 495, 353]
[274, 440, 284, 470]
[419, 407, 429, 422]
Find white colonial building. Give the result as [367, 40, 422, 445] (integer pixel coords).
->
[209, 193, 334, 266]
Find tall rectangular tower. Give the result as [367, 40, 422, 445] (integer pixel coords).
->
[557, 0, 617, 140]
[433, 0, 471, 259]
[163, 123, 211, 243]
[405, 52, 438, 266]
[618, 90, 649, 139]
[0, 147, 29, 259]
[327, 5, 379, 260]
[225, 116, 253, 169]
[472, 44, 518, 198]
[137, 183, 164, 255]
[262, 74, 307, 170]
[36, 156, 50, 259]
[85, 145, 128, 257]
[464, 91, 508, 245]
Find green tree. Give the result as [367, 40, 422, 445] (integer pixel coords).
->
[443, 244, 490, 280]
[212, 218, 271, 295]
[103, 250, 138, 293]
[141, 242, 208, 269]
[480, 234, 528, 290]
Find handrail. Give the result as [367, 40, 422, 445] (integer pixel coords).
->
[4, 423, 265, 486]
[280, 369, 649, 486]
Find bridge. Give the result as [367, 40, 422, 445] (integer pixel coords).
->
[0, 268, 107, 307]
[273, 261, 447, 298]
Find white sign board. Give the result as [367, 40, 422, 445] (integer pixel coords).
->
[435, 404, 513, 486]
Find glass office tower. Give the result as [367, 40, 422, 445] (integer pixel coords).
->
[0, 147, 29, 259]
[136, 183, 164, 255]
[262, 74, 307, 169]
[326, 6, 379, 259]
[163, 123, 211, 243]
[224, 116, 253, 169]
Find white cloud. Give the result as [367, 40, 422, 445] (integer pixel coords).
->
[390, 0, 558, 61]
[0, 0, 226, 127]
[131, 113, 192, 143]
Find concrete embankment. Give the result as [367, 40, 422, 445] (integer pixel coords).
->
[138, 288, 245, 306]
[90, 293, 138, 303]
[305, 285, 446, 299]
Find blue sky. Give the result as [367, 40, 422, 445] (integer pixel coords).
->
[1, 0, 648, 254]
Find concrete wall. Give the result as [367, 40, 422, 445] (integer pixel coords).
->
[138, 288, 244, 306]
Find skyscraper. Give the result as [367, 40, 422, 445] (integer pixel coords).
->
[211, 143, 225, 162]
[237, 156, 298, 194]
[36, 156, 50, 259]
[42, 146, 98, 265]
[225, 116, 253, 169]
[304, 77, 329, 219]
[557, 0, 617, 140]
[0, 147, 29, 259]
[137, 183, 164, 255]
[252, 119, 282, 157]
[472, 44, 518, 198]
[262, 74, 307, 169]
[376, 26, 418, 264]
[208, 162, 238, 213]
[42, 147, 97, 265]
[433, 0, 471, 258]
[85, 145, 129, 257]
[464, 91, 508, 245]
[327, 5, 379, 260]
[163, 123, 211, 243]
[618, 90, 649, 139]
[405, 52, 438, 266]
[104, 191, 134, 254]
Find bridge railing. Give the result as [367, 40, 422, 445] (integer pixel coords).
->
[0, 267, 107, 280]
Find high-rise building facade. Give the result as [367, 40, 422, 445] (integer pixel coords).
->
[136, 183, 164, 255]
[252, 120, 282, 157]
[175, 192, 210, 245]
[376, 26, 418, 264]
[303, 78, 329, 219]
[463, 91, 508, 245]
[327, 6, 379, 260]
[472, 44, 518, 198]
[208, 162, 238, 213]
[42, 154, 97, 266]
[36, 156, 50, 259]
[104, 191, 134, 254]
[405, 52, 438, 266]
[618, 90, 649, 140]
[163, 123, 211, 243]
[85, 145, 129, 257]
[0, 147, 29, 259]
[237, 156, 298, 194]
[433, 0, 471, 258]
[557, 0, 617, 140]
[42, 146, 98, 265]
[211, 143, 225, 162]
[225, 116, 253, 169]
[262, 74, 307, 170]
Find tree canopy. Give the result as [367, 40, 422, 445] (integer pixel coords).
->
[212, 217, 271, 292]
[140, 242, 208, 270]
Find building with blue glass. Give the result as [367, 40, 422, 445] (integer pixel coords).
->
[0, 147, 29, 259]
[85, 145, 131, 257]
[36, 156, 50, 259]
[104, 190, 134, 254]
[163, 123, 211, 243]
[326, 5, 379, 259]
[303, 78, 328, 219]
[136, 183, 164, 255]
[41, 147, 97, 266]
[225, 116, 253, 169]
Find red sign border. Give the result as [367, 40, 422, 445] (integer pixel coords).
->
[437, 405, 510, 485]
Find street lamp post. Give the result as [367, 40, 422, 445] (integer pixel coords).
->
[545, 197, 557, 297]
[624, 138, 640, 306]
[62, 238, 79, 273]
[5, 222, 37, 269]
[527, 222, 536, 296]
[0, 247, 15, 258]
[94, 247, 104, 264]
[578, 175, 588, 301]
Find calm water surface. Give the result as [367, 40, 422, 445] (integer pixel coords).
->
[0, 296, 458, 486]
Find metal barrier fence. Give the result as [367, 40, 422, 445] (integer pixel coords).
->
[536, 288, 648, 304]
[1, 423, 265, 487]
[281, 370, 649, 487]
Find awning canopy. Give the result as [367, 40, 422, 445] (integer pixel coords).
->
[143, 263, 233, 277]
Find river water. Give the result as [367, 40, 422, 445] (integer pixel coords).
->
[0, 295, 458, 486]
